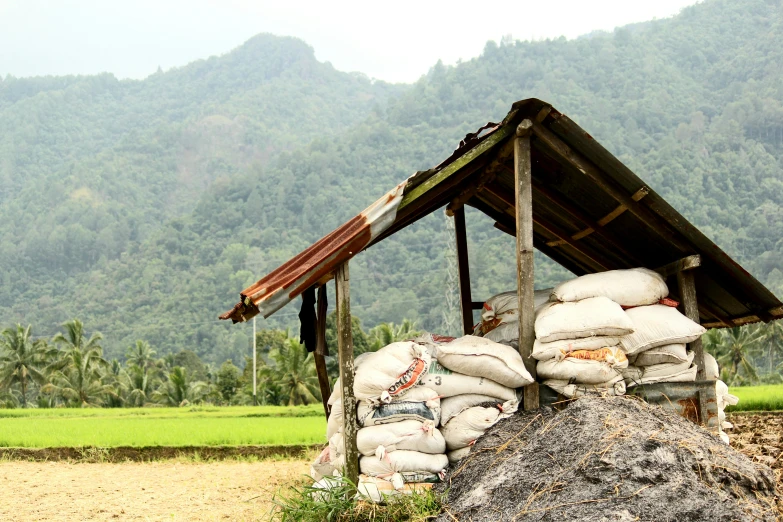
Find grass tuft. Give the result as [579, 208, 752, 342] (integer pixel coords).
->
[270, 475, 442, 522]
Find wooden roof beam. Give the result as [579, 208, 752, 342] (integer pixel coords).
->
[530, 122, 693, 253]
[654, 255, 701, 279]
[480, 183, 613, 272]
[528, 180, 645, 266]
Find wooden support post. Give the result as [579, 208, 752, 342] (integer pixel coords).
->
[453, 206, 474, 335]
[515, 119, 539, 410]
[335, 262, 359, 485]
[314, 284, 331, 420]
[677, 269, 710, 425]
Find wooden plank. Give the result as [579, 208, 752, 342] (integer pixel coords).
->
[471, 301, 485, 310]
[335, 262, 359, 485]
[494, 221, 515, 236]
[453, 206, 474, 335]
[677, 269, 710, 426]
[530, 182, 644, 265]
[515, 120, 539, 410]
[314, 284, 331, 419]
[533, 182, 649, 248]
[655, 255, 701, 279]
[398, 125, 513, 213]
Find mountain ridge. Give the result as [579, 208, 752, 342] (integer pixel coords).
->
[2, 0, 781, 364]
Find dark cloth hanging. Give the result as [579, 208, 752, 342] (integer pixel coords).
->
[299, 286, 317, 352]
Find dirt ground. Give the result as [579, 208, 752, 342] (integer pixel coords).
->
[0, 459, 309, 521]
[1, 412, 779, 521]
[728, 411, 783, 490]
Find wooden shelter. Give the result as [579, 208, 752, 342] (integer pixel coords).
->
[220, 98, 783, 484]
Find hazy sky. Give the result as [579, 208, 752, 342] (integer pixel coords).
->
[0, 0, 701, 83]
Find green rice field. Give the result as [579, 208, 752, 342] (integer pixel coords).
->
[727, 383, 783, 412]
[0, 405, 327, 448]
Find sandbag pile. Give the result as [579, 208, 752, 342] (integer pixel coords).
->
[703, 352, 739, 444]
[473, 289, 552, 346]
[620, 302, 706, 387]
[534, 294, 634, 397]
[474, 268, 715, 399]
[311, 334, 533, 499]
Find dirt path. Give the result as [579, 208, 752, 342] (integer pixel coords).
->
[0, 459, 309, 521]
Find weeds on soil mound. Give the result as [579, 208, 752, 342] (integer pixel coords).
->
[437, 396, 780, 522]
[271, 475, 442, 522]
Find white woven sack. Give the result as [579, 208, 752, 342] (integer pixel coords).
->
[532, 336, 620, 362]
[327, 351, 381, 405]
[483, 322, 520, 344]
[447, 447, 472, 464]
[357, 475, 435, 503]
[620, 304, 706, 355]
[704, 352, 720, 380]
[419, 360, 517, 400]
[441, 401, 517, 451]
[551, 268, 668, 307]
[310, 446, 337, 481]
[480, 289, 553, 326]
[354, 342, 431, 402]
[356, 420, 445, 456]
[632, 343, 688, 366]
[534, 297, 634, 343]
[327, 399, 343, 439]
[357, 386, 441, 427]
[716, 380, 739, 408]
[623, 364, 697, 387]
[440, 394, 508, 427]
[536, 346, 628, 384]
[435, 336, 533, 388]
[359, 451, 448, 477]
[622, 351, 694, 385]
[543, 374, 626, 399]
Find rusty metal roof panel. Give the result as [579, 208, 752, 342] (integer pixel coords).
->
[220, 180, 407, 323]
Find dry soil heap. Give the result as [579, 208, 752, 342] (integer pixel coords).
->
[436, 396, 780, 521]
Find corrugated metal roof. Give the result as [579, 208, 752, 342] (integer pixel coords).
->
[221, 98, 783, 327]
[220, 181, 406, 322]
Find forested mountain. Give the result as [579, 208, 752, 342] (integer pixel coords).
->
[0, 34, 401, 279]
[2, 0, 782, 364]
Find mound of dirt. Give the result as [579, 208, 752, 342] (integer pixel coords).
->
[436, 396, 780, 521]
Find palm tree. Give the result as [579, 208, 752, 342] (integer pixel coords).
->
[152, 367, 208, 407]
[126, 340, 156, 371]
[42, 347, 115, 407]
[368, 319, 421, 352]
[269, 338, 320, 406]
[712, 326, 765, 385]
[123, 364, 159, 407]
[0, 324, 54, 408]
[44, 319, 113, 407]
[52, 319, 103, 354]
[761, 321, 783, 378]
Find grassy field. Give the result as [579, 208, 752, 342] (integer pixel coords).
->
[728, 384, 783, 412]
[0, 405, 327, 448]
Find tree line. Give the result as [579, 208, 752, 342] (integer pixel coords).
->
[0, 316, 419, 408]
[704, 321, 783, 386]
[2, 312, 780, 409]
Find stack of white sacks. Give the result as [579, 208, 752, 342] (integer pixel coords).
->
[310, 333, 533, 500]
[475, 268, 738, 441]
